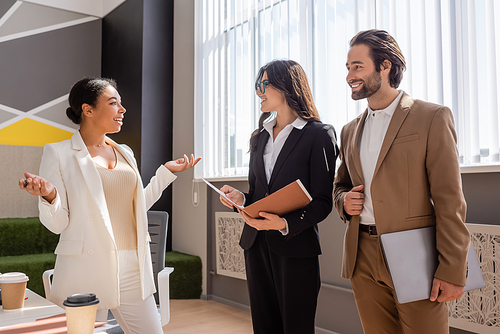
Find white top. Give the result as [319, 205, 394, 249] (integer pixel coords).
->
[95, 148, 138, 250]
[262, 117, 308, 183]
[358, 90, 403, 225]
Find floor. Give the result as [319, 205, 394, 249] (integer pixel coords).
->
[105, 299, 253, 333]
[163, 300, 252, 333]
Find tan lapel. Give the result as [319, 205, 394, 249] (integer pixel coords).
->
[372, 92, 413, 178]
[352, 110, 368, 184]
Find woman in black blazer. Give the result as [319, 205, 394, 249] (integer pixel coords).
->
[220, 60, 339, 334]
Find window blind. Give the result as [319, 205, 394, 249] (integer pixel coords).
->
[195, 0, 500, 179]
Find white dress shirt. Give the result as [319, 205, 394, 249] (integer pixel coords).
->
[262, 117, 308, 182]
[358, 90, 403, 225]
[259, 116, 308, 235]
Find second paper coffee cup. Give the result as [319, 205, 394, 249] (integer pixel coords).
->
[63, 293, 100, 334]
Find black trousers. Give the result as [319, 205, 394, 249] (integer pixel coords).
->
[244, 231, 320, 334]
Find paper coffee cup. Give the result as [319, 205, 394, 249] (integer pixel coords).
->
[63, 293, 100, 334]
[0, 272, 29, 310]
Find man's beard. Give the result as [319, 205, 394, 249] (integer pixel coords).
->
[351, 70, 383, 100]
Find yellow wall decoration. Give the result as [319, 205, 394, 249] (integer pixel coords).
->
[0, 118, 73, 147]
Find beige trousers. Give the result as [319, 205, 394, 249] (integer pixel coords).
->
[350, 231, 449, 334]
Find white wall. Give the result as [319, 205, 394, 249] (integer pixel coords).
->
[172, 0, 208, 296]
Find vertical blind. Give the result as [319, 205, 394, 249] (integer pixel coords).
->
[194, 0, 500, 179]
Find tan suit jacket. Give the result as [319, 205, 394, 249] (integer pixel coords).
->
[334, 92, 470, 286]
[38, 131, 176, 309]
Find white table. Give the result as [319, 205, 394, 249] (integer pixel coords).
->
[0, 289, 64, 328]
[0, 289, 111, 333]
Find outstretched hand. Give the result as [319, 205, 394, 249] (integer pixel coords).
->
[19, 172, 57, 203]
[164, 154, 201, 173]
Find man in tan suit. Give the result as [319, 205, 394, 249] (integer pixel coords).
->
[334, 29, 470, 333]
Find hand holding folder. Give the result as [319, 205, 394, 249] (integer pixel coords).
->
[202, 177, 245, 210]
[202, 178, 312, 219]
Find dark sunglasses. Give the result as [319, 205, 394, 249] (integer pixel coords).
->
[255, 79, 270, 94]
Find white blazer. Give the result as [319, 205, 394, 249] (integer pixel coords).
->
[38, 131, 176, 310]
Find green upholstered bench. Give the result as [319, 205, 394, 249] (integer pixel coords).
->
[0, 218, 202, 300]
[0, 218, 58, 297]
[0, 253, 56, 297]
[165, 251, 202, 299]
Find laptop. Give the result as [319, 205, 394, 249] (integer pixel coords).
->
[379, 226, 485, 304]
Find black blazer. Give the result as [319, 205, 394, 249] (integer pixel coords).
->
[240, 121, 339, 258]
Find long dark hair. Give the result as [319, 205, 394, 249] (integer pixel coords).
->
[66, 77, 117, 124]
[349, 29, 406, 88]
[250, 60, 320, 152]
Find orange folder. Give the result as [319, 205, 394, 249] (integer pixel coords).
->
[203, 178, 312, 218]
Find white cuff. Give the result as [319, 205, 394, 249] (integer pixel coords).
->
[157, 165, 178, 186]
[279, 218, 289, 236]
[39, 192, 60, 217]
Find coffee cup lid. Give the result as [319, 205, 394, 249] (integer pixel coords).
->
[0, 272, 29, 284]
[63, 293, 99, 307]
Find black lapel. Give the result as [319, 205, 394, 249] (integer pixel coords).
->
[255, 130, 270, 193]
[268, 126, 306, 188]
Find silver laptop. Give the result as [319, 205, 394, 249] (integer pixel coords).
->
[379, 226, 485, 304]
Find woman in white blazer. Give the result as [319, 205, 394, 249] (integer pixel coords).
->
[19, 77, 200, 334]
